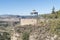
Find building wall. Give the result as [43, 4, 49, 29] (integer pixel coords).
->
[20, 19, 37, 25]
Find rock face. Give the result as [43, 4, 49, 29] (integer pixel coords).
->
[11, 25, 60, 40]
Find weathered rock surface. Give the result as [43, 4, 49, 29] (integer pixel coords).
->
[12, 25, 60, 40]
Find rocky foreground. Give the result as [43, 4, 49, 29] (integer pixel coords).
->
[12, 21, 60, 40]
[0, 19, 60, 40]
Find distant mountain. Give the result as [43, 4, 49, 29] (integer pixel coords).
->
[0, 15, 37, 19]
[20, 15, 37, 19]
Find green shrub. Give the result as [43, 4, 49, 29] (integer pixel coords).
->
[0, 32, 11, 40]
[22, 32, 29, 40]
[49, 19, 60, 35]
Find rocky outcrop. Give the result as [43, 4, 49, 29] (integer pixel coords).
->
[11, 24, 60, 40]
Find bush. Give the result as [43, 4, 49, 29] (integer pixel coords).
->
[49, 19, 60, 35]
[0, 32, 11, 40]
[22, 32, 29, 40]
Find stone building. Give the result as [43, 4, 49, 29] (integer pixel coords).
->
[20, 18, 37, 25]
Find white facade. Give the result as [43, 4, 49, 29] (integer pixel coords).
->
[20, 19, 37, 25]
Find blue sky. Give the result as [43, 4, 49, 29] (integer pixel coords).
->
[0, 0, 60, 15]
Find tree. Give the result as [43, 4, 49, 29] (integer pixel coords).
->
[52, 6, 55, 14]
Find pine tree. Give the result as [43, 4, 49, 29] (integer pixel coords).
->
[52, 6, 55, 14]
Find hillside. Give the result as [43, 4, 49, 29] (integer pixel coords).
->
[40, 10, 60, 19]
[0, 19, 60, 40]
[0, 10, 60, 40]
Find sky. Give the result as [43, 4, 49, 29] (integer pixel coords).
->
[0, 0, 60, 15]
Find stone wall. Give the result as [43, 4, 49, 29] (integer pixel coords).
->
[20, 19, 37, 25]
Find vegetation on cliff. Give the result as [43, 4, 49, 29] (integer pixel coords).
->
[40, 10, 60, 19]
